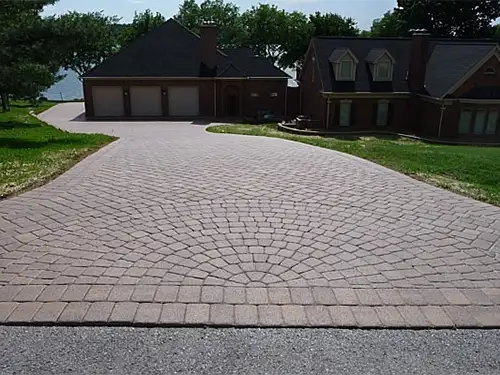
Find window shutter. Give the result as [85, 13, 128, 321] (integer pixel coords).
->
[388, 102, 394, 126]
[371, 102, 378, 126]
[334, 103, 340, 126]
[350, 102, 356, 126]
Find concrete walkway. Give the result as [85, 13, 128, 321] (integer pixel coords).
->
[0, 103, 499, 327]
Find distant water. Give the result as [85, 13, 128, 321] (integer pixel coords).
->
[43, 69, 83, 101]
[43, 67, 297, 101]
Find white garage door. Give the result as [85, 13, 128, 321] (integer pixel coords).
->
[92, 86, 124, 117]
[130, 86, 162, 117]
[168, 86, 199, 116]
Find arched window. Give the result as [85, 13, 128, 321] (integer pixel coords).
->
[484, 66, 496, 75]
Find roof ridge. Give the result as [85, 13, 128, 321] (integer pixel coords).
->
[314, 36, 410, 41]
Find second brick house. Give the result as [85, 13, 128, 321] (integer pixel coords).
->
[299, 32, 500, 139]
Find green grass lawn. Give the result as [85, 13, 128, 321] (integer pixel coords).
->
[0, 101, 115, 198]
[207, 124, 500, 206]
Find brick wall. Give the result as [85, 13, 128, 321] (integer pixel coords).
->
[300, 47, 326, 124]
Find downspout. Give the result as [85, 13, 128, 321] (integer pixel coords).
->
[284, 83, 288, 118]
[438, 103, 446, 138]
[214, 79, 217, 117]
[325, 96, 332, 129]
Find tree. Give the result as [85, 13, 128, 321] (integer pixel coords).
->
[56, 12, 119, 79]
[279, 11, 313, 68]
[175, 0, 242, 48]
[0, 0, 62, 111]
[370, 11, 401, 37]
[119, 9, 165, 46]
[240, 4, 289, 65]
[309, 12, 359, 37]
[281, 12, 359, 69]
[396, 0, 500, 38]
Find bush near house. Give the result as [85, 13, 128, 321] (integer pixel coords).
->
[207, 124, 500, 206]
[0, 102, 115, 198]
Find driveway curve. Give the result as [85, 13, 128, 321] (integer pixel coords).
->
[0, 103, 499, 327]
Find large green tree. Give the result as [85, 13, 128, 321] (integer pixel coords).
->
[370, 11, 401, 37]
[175, 0, 242, 48]
[240, 4, 289, 65]
[56, 11, 119, 79]
[0, 0, 62, 110]
[309, 12, 359, 37]
[119, 9, 165, 47]
[396, 0, 500, 37]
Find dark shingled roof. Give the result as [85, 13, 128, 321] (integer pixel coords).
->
[424, 43, 496, 97]
[313, 37, 412, 93]
[365, 48, 388, 63]
[312, 36, 498, 97]
[84, 19, 289, 79]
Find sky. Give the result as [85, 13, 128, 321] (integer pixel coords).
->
[43, 0, 397, 31]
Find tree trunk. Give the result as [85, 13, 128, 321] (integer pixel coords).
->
[1, 93, 10, 112]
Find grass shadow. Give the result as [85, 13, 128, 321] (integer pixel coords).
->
[0, 137, 92, 149]
[0, 121, 42, 130]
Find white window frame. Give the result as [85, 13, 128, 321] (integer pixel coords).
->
[486, 108, 499, 135]
[374, 56, 393, 81]
[339, 100, 352, 127]
[336, 59, 356, 81]
[376, 100, 390, 126]
[458, 108, 473, 135]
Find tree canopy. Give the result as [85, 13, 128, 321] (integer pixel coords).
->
[395, 0, 500, 38]
[0, 0, 62, 109]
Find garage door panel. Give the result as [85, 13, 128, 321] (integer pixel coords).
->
[92, 86, 124, 117]
[130, 86, 162, 117]
[168, 86, 199, 116]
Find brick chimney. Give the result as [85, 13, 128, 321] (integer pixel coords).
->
[408, 29, 430, 92]
[200, 22, 218, 70]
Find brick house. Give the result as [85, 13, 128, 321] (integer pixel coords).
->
[83, 19, 289, 119]
[299, 32, 500, 139]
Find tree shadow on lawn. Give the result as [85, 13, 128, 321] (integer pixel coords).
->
[0, 137, 91, 149]
[0, 121, 42, 130]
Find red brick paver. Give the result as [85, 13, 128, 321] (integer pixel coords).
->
[0, 103, 500, 327]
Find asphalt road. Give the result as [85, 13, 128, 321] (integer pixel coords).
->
[1, 327, 499, 375]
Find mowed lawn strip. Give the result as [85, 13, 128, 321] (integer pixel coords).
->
[0, 102, 115, 198]
[207, 124, 500, 206]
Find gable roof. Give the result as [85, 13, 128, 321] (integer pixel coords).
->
[311, 36, 499, 95]
[84, 19, 289, 79]
[424, 43, 496, 97]
[222, 48, 290, 78]
[365, 48, 395, 63]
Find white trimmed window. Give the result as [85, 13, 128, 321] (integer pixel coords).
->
[458, 108, 472, 134]
[336, 59, 356, 81]
[339, 101, 352, 126]
[486, 108, 499, 134]
[376, 101, 389, 126]
[377, 61, 391, 79]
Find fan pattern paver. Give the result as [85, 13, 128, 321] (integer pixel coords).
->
[1, 103, 500, 327]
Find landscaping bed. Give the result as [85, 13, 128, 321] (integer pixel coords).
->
[207, 123, 500, 206]
[0, 102, 115, 198]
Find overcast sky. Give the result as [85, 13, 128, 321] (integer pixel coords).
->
[43, 0, 397, 30]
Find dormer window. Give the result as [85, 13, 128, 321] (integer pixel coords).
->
[366, 49, 395, 82]
[329, 48, 358, 81]
[377, 60, 391, 79]
[339, 60, 354, 80]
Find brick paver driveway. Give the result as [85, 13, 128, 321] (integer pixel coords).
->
[1, 103, 500, 327]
